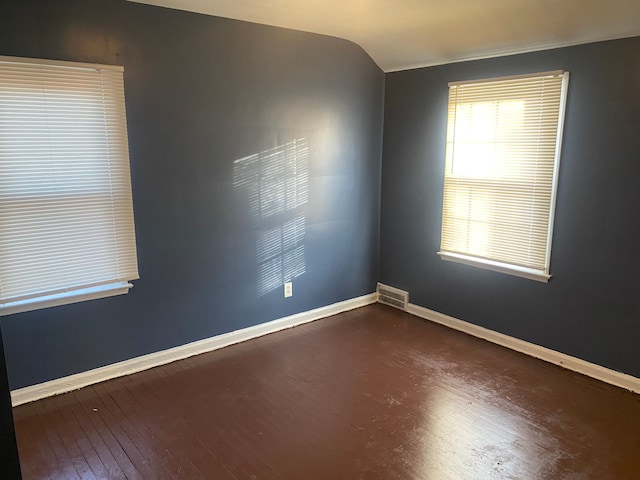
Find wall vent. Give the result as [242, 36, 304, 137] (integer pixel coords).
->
[377, 283, 409, 310]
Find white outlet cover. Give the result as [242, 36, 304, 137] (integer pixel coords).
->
[284, 282, 293, 298]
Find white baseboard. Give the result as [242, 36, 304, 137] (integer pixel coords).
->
[11, 293, 377, 406]
[407, 303, 640, 395]
[15, 292, 637, 406]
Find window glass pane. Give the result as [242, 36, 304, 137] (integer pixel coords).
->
[439, 71, 568, 279]
[0, 57, 138, 310]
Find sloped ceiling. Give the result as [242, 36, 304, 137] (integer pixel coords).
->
[128, 0, 640, 72]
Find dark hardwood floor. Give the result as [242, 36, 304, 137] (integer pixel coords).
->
[13, 304, 640, 479]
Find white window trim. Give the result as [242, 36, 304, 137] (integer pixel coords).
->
[439, 71, 570, 281]
[0, 282, 133, 317]
[438, 251, 551, 283]
[0, 56, 139, 315]
[0, 55, 124, 72]
[545, 73, 570, 275]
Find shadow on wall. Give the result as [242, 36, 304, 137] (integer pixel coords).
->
[233, 138, 309, 297]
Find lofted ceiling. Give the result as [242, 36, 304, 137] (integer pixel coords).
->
[128, 0, 640, 72]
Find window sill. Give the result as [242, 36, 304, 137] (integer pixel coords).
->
[0, 282, 133, 317]
[437, 252, 551, 283]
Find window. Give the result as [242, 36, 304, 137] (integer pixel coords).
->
[0, 56, 139, 315]
[438, 71, 569, 282]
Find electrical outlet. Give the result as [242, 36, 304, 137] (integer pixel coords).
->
[284, 282, 293, 298]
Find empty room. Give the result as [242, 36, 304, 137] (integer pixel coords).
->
[1, 0, 640, 478]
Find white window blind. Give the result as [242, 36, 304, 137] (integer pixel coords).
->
[0, 56, 139, 315]
[438, 71, 569, 282]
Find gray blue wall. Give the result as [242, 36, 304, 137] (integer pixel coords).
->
[0, 0, 384, 389]
[380, 37, 640, 378]
[0, 328, 20, 479]
[2, 0, 639, 407]
[1, 3, 639, 476]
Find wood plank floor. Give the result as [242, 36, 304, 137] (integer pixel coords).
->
[13, 304, 640, 479]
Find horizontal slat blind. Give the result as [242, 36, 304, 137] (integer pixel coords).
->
[0, 57, 139, 304]
[440, 71, 568, 275]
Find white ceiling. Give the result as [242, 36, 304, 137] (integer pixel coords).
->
[129, 0, 640, 72]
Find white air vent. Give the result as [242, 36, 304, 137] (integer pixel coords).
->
[377, 283, 409, 310]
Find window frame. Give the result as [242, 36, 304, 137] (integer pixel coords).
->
[437, 70, 570, 282]
[0, 56, 139, 316]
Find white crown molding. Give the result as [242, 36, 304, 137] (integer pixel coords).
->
[384, 33, 640, 72]
[11, 293, 377, 406]
[406, 303, 640, 394]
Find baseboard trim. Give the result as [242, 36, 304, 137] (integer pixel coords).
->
[406, 303, 640, 395]
[11, 293, 377, 406]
